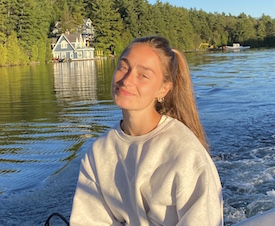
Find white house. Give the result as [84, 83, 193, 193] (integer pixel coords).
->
[52, 32, 95, 61]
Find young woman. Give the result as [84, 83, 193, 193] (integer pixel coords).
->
[70, 36, 223, 225]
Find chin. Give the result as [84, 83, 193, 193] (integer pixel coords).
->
[114, 97, 136, 110]
[114, 100, 131, 109]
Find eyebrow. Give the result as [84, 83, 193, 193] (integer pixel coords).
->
[120, 57, 156, 75]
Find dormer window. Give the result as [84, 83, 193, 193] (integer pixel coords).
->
[61, 40, 67, 49]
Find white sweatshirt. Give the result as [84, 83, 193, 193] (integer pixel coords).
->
[70, 116, 223, 226]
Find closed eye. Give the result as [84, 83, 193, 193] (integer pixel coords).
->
[117, 58, 130, 72]
[140, 74, 149, 79]
[118, 64, 129, 71]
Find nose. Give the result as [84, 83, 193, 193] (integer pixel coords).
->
[121, 70, 134, 86]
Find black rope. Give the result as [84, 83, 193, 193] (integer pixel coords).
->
[45, 212, 70, 226]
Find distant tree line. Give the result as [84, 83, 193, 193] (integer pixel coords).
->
[0, 0, 275, 66]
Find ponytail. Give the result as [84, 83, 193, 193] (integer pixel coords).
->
[157, 49, 209, 152]
[125, 36, 209, 152]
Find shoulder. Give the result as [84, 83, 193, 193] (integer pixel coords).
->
[161, 117, 221, 190]
[93, 121, 121, 146]
[84, 121, 121, 160]
[156, 116, 212, 170]
[159, 116, 204, 151]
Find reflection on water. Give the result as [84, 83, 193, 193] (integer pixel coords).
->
[0, 50, 274, 225]
[0, 60, 118, 194]
[53, 61, 97, 101]
[0, 64, 56, 123]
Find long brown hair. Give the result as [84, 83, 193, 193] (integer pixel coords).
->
[120, 36, 209, 152]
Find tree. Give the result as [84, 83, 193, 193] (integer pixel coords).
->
[150, 1, 166, 36]
[256, 21, 266, 43]
[0, 43, 7, 66]
[91, 0, 123, 55]
[189, 8, 203, 47]
[16, 0, 39, 55]
[68, 0, 87, 26]
[5, 0, 20, 36]
[0, 0, 7, 44]
[176, 7, 195, 51]
[234, 13, 256, 44]
[6, 31, 21, 65]
[59, 1, 76, 33]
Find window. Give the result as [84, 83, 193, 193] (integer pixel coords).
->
[61, 40, 67, 49]
[77, 51, 82, 58]
[61, 52, 66, 58]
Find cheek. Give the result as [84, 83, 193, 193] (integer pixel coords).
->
[112, 70, 123, 85]
[144, 81, 163, 95]
[137, 86, 158, 101]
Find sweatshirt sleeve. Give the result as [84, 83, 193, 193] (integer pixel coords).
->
[176, 162, 223, 226]
[70, 153, 122, 226]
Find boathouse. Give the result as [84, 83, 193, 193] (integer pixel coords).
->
[52, 32, 95, 61]
[51, 18, 95, 61]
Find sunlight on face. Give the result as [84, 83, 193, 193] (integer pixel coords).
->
[111, 44, 170, 113]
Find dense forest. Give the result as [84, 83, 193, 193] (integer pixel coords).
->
[0, 0, 275, 66]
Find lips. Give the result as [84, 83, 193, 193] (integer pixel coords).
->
[117, 87, 134, 96]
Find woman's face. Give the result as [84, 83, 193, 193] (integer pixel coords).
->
[111, 44, 171, 112]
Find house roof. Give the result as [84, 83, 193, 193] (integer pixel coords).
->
[52, 33, 76, 52]
[64, 32, 82, 43]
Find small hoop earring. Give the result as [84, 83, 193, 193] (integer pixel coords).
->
[157, 97, 164, 103]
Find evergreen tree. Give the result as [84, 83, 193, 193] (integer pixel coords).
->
[256, 21, 266, 43]
[260, 15, 275, 37]
[234, 13, 256, 44]
[1, 0, 275, 66]
[0, 0, 7, 43]
[150, 1, 166, 36]
[0, 43, 7, 66]
[197, 10, 212, 43]
[175, 7, 195, 50]
[36, 0, 53, 62]
[189, 9, 203, 47]
[5, 0, 20, 36]
[68, 0, 87, 26]
[165, 4, 180, 48]
[225, 15, 238, 44]
[59, 1, 76, 33]
[83, 0, 93, 16]
[6, 31, 21, 65]
[214, 14, 228, 46]
[121, 0, 139, 37]
[17, 0, 39, 54]
[133, 0, 152, 36]
[91, 0, 123, 55]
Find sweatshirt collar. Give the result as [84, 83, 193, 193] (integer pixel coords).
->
[114, 115, 173, 143]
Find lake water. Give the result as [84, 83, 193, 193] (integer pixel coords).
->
[0, 49, 274, 225]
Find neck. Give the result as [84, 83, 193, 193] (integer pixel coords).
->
[121, 109, 162, 136]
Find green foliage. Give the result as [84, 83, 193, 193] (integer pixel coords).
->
[0, 1, 7, 44]
[68, 0, 86, 26]
[0, 44, 7, 66]
[59, 1, 76, 33]
[6, 31, 20, 65]
[44, 38, 54, 63]
[31, 44, 39, 62]
[1, 0, 275, 66]
[1, 0, 52, 65]
[90, 0, 123, 55]
[19, 45, 30, 64]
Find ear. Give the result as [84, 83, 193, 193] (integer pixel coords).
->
[159, 81, 172, 98]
